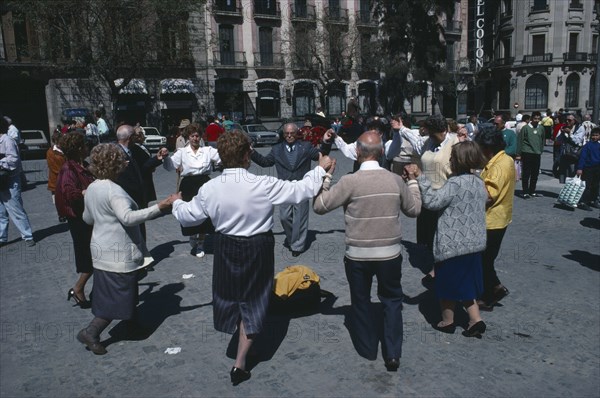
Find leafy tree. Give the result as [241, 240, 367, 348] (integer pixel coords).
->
[374, 0, 456, 114]
[5, 0, 205, 127]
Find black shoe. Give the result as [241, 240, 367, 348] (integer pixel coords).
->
[476, 299, 494, 312]
[578, 203, 592, 211]
[58, 216, 67, 223]
[590, 201, 600, 209]
[531, 193, 544, 198]
[433, 323, 456, 334]
[421, 274, 435, 290]
[522, 194, 531, 199]
[230, 367, 251, 385]
[77, 329, 107, 355]
[67, 289, 91, 309]
[462, 321, 486, 338]
[384, 358, 399, 372]
[488, 285, 509, 306]
[291, 250, 301, 257]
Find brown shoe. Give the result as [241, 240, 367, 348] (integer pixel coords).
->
[77, 328, 107, 355]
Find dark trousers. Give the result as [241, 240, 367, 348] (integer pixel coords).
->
[481, 228, 507, 301]
[558, 154, 577, 183]
[581, 165, 600, 204]
[416, 207, 438, 250]
[521, 153, 541, 194]
[344, 255, 403, 360]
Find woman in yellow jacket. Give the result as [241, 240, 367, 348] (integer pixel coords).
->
[475, 129, 515, 309]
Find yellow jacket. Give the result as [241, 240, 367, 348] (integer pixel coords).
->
[273, 265, 320, 299]
[481, 151, 515, 229]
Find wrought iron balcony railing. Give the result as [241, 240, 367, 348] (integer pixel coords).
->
[213, 51, 247, 67]
[254, 1, 281, 19]
[563, 52, 588, 62]
[253, 52, 284, 68]
[325, 7, 349, 23]
[213, 0, 242, 16]
[290, 3, 316, 21]
[522, 53, 552, 63]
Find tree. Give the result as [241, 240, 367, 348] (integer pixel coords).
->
[285, 15, 360, 116]
[5, 0, 206, 128]
[373, 0, 456, 114]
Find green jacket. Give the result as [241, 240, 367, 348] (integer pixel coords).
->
[517, 124, 545, 155]
[502, 129, 517, 156]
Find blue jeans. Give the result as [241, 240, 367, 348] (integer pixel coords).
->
[0, 173, 33, 242]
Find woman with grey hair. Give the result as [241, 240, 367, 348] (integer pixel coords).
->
[76, 144, 171, 355]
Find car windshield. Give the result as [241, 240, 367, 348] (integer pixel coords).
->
[143, 128, 160, 135]
[246, 125, 268, 133]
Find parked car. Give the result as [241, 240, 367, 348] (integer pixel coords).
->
[241, 124, 279, 146]
[141, 127, 167, 153]
[20, 130, 50, 160]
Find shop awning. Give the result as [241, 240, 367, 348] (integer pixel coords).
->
[161, 79, 195, 94]
[114, 78, 148, 94]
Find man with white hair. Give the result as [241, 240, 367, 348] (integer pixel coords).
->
[3, 117, 20, 143]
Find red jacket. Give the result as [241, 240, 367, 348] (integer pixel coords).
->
[205, 123, 224, 142]
[55, 160, 95, 219]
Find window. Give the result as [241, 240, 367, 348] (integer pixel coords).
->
[501, 0, 513, 16]
[502, 37, 512, 58]
[255, 0, 276, 15]
[524, 74, 548, 109]
[532, 0, 547, 11]
[592, 35, 598, 54]
[329, 31, 344, 70]
[259, 27, 273, 65]
[358, 82, 376, 116]
[569, 0, 583, 9]
[161, 20, 190, 61]
[329, 0, 340, 19]
[294, 0, 307, 18]
[446, 42, 455, 71]
[257, 81, 280, 118]
[589, 75, 595, 108]
[499, 78, 511, 110]
[568, 33, 578, 54]
[293, 28, 311, 68]
[219, 25, 235, 65]
[532, 34, 545, 56]
[326, 82, 346, 116]
[293, 82, 316, 116]
[216, 0, 237, 12]
[565, 73, 580, 108]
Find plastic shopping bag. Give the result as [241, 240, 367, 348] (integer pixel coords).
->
[514, 160, 521, 182]
[557, 176, 586, 208]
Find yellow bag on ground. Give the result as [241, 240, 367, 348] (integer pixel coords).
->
[273, 265, 320, 299]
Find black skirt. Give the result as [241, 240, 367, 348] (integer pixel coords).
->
[212, 231, 274, 335]
[179, 174, 215, 236]
[91, 269, 139, 320]
[67, 217, 93, 274]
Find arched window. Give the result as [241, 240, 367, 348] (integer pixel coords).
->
[326, 81, 347, 117]
[565, 73, 580, 108]
[257, 81, 280, 118]
[524, 74, 548, 109]
[293, 82, 315, 117]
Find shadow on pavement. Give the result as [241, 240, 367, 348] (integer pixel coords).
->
[563, 250, 600, 272]
[32, 222, 69, 241]
[225, 291, 347, 370]
[580, 217, 600, 230]
[405, 289, 469, 329]
[103, 282, 210, 346]
[149, 239, 183, 264]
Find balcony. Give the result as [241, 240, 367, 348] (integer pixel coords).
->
[522, 53, 552, 63]
[590, 53, 598, 62]
[213, 51, 247, 67]
[292, 56, 312, 70]
[290, 3, 316, 21]
[569, 1, 583, 9]
[325, 7, 349, 24]
[327, 57, 351, 71]
[253, 52, 284, 68]
[254, 1, 281, 20]
[493, 57, 515, 67]
[563, 52, 588, 62]
[213, 0, 242, 16]
[356, 10, 376, 27]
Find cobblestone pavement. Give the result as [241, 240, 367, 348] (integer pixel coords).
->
[1, 146, 598, 397]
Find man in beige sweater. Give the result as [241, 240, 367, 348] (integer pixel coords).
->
[314, 131, 421, 371]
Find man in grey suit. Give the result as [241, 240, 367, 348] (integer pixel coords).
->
[251, 123, 331, 256]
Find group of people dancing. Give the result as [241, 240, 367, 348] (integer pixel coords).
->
[47, 109, 518, 385]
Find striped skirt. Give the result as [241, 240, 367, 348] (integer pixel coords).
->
[212, 231, 274, 335]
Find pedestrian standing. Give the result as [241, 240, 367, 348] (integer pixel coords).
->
[516, 111, 545, 198]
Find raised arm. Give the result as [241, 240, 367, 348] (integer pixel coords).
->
[250, 148, 276, 167]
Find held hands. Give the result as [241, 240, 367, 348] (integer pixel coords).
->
[403, 164, 421, 180]
[157, 147, 169, 160]
[576, 169, 583, 176]
[318, 153, 335, 173]
[323, 129, 336, 143]
[158, 192, 183, 212]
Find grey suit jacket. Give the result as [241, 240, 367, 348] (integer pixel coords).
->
[251, 140, 330, 181]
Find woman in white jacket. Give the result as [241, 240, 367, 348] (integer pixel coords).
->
[76, 144, 170, 355]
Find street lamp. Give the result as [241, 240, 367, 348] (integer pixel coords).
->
[594, 0, 600, 123]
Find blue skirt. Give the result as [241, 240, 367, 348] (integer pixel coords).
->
[434, 253, 483, 301]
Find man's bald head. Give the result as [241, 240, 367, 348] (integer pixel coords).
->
[116, 124, 134, 143]
[356, 130, 383, 163]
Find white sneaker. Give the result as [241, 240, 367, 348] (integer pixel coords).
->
[195, 250, 205, 258]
